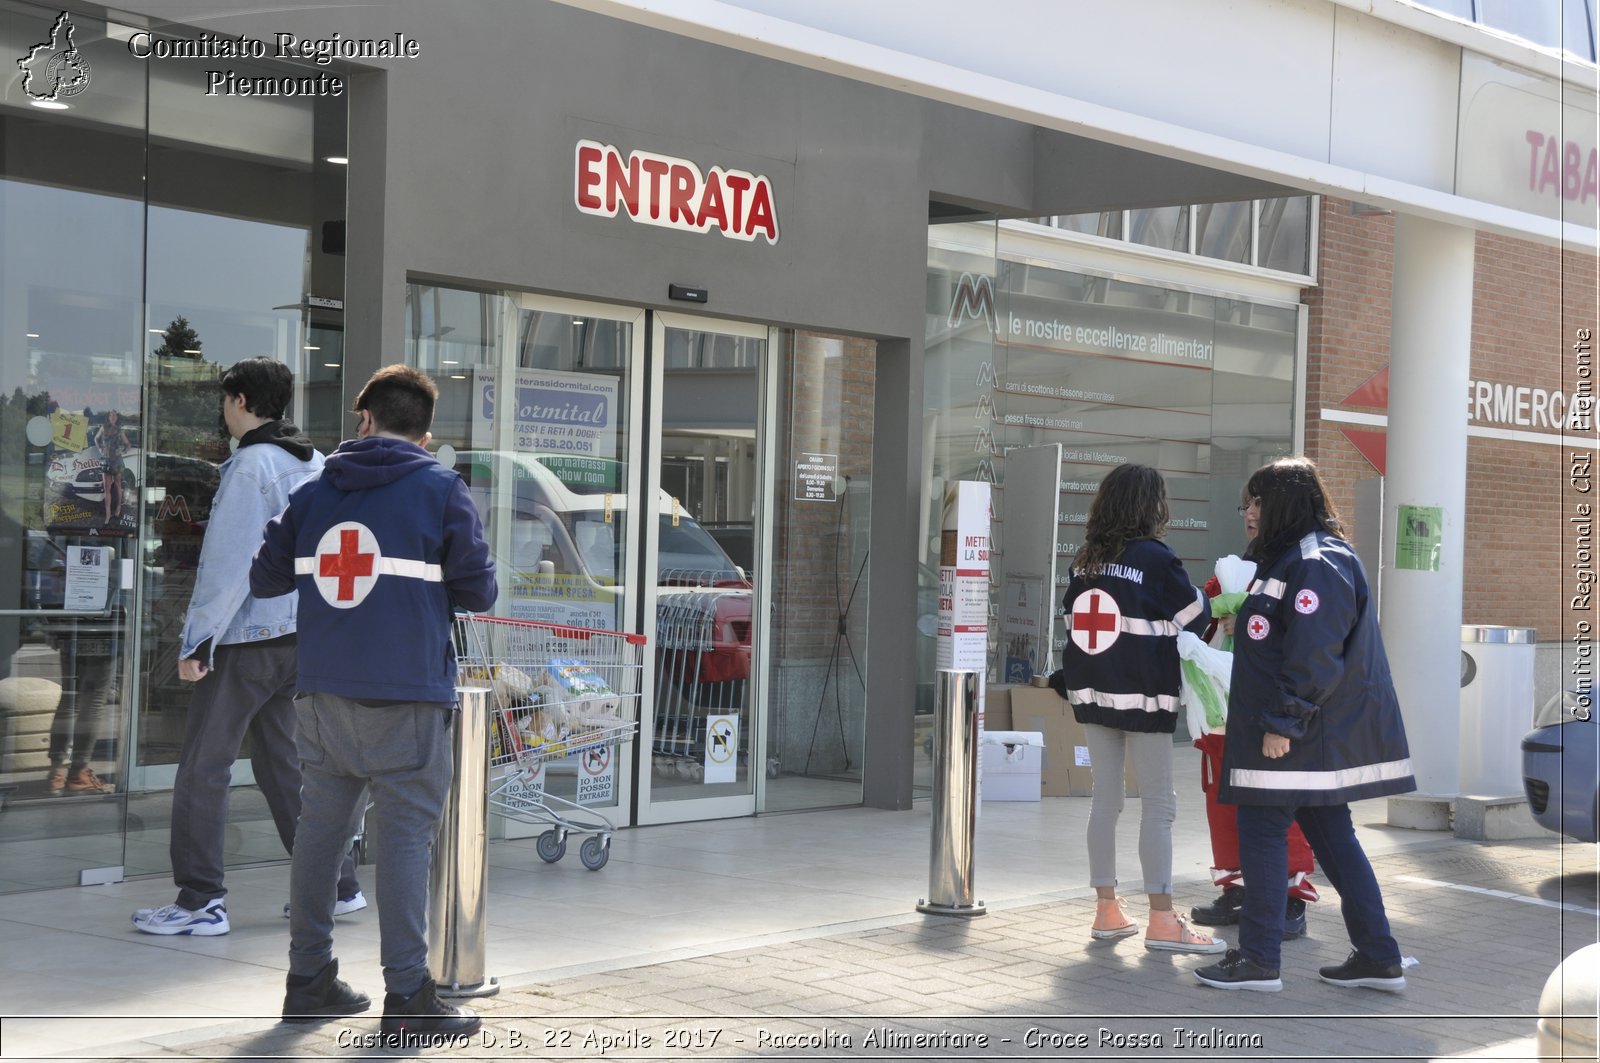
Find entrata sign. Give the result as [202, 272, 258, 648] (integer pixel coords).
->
[575, 140, 779, 244]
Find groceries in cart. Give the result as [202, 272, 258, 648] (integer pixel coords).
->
[455, 613, 643, 870]
[477, 658, 631, 760]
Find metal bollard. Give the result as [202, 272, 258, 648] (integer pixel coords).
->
[917, 670, 987, 917]
[429, 686, 500, 997]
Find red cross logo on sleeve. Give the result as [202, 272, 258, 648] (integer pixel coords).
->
[1246, 614, 1271, 640]
[311, 521, 383, 609]
[1069, 588, 1122, 655]
[1294, 589, 1320, 614]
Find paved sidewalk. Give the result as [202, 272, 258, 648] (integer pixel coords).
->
[15, 820, 1595, 1062]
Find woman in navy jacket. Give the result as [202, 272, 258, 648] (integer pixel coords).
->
[1196, 457, 1415, 994]
[1059, 463, 1220, 954]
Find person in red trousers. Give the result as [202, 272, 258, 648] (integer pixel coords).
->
[1190, 493, 1319, 938]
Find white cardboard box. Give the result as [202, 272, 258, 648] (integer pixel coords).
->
[981, 731, 1044, 801]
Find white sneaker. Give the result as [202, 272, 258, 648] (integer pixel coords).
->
[282, 890, 369, 919]
[132, 899, 229, 936]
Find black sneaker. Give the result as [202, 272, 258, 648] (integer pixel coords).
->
[1283, 897, 1308, 940]
[1319, 949, 1406, 991]
[1190, 884, 1245, 926]
[282, 959, 371, 1023]
[1195, 948, 1283, 993]
[379, 978, 482, 1041]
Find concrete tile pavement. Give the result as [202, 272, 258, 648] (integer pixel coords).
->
[2, 769, 1596, 1060]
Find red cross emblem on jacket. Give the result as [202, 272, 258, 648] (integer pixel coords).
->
[311, 521, 382, 609]
[1070, 588, 1122, 655]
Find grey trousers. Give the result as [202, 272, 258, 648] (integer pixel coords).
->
[170, 642, 359, 911]
[1082, 723, 1179, 895]
[288, 691, 453, 996]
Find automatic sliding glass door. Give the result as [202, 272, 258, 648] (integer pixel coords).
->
[637, 314, 770, 824]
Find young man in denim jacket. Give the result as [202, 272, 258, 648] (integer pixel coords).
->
[132, 358, 362, 936]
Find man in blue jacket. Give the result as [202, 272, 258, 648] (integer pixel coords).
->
[133, 357, 362, 936]
[251, 364, 496, 1037]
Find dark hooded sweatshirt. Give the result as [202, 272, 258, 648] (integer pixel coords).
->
[249, 435, 497, 704]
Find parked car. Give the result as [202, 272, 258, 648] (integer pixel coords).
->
[1522, 685, 1600, 843]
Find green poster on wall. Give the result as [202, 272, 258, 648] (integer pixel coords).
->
[1395, 504, 1442, 572]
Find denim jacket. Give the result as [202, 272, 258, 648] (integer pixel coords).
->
[179, 433, 324, 666]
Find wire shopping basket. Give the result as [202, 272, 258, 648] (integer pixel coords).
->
[454, 613, 644, 870]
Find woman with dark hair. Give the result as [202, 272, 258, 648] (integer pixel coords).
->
[1189, 489, 1321, 939]
[1059, 463, 1220, 954]
[95, 409, 131, 525]
[1195, 456, 1415, 993]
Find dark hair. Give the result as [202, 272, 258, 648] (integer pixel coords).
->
[354, 364, 437, 439]
[1074, 463, 1168, 578]
[1246, 456, 1345, 563]
[220, 357, 294, 420]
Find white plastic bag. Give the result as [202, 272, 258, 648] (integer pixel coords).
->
[1177, 630, 1234, 737]
[1214, 554, 1257, 595]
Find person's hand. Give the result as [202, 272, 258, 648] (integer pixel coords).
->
[178, 657, 208, 683]
[1263, 733, 1290, 759]
[1221, 615, 1236, 637]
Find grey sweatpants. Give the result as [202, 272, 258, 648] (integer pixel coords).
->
[288, 691, 453, 996]
[169, 642, 359, 910]
[1082, 722, 1179, 895]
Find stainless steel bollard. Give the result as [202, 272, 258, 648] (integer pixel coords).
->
[917, 670, 987, 917]
[429, 686, 500, 997]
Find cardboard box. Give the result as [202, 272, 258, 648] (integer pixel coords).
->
[980, 731, 1043, 801]
[984, 684, 1015, 731]
[1008, 685, 1139, 798]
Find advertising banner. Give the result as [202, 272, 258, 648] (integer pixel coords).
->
[936, 480, 991, 672]
[472, 366, 620, 488]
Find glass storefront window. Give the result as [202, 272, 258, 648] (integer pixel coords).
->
[1259, 196, 1311, 275]
[2, 4, 148, 889]
[924, 222, 1299, 766]
[1478, 0, 1564, 51]
[408, 285, 640, 819]
[0, 0, 347, 893]
[1129, 205, 1190, 253]
[1196, 201, 1253, 264]
[1056, 211, 1123, 240]
[764, 329, 874, 811]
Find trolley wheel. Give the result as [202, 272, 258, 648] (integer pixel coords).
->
[536, 829, 567, 863]
[579, 834, 610, 871]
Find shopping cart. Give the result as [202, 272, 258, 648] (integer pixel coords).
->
[454, 613, 644, 870]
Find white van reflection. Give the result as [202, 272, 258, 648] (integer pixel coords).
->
[447, 451, 752, 770]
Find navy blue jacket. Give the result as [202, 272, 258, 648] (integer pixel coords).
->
[1060, 538, 1209, 734]
[250, 436, 497, 704]
[1220, 530, 1415, 806]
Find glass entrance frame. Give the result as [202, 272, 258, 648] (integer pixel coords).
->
[636, 312, 774, 825]
[410, 287, 646, 829]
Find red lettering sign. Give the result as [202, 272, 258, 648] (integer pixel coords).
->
[1525, 130, 1599, 204]
[573, 139, 780, 244]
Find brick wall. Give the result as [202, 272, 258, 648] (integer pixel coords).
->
[1305, 197, 1598, 640]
